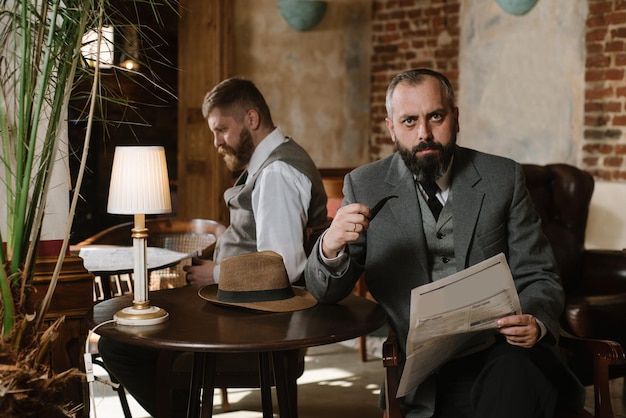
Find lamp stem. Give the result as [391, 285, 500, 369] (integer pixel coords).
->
[132, 213, 149, 307]
[113, 213, 169, 326]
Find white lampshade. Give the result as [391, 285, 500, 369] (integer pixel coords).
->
[107, 146, 172, 215]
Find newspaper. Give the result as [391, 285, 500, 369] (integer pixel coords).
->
[397, 253, 521, 397]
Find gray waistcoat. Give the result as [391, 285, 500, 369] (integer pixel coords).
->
[412, 192, 494, 416]
[214, 138, 328, 264]
[406, 191, 457, 416]
[419, 191, 455, 281]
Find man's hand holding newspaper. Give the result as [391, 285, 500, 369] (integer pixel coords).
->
[397, 253, 521, 397]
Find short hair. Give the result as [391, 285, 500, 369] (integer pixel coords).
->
[385, 69, 456, 118]
[202, 77, 274, 127]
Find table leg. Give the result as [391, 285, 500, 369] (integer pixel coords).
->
[258, 352, 274, 418]
[187, 352, 216, 418]
[272, 350, 299, 418]
[188, 352, 204, 418]
[200, 353, 216, 418]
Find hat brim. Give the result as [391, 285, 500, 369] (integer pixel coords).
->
[198, 284, 318, 313]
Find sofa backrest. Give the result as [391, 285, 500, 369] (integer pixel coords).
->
[522, 164, 595, 292]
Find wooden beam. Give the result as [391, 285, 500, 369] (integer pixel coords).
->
[177, 0, 233, 224]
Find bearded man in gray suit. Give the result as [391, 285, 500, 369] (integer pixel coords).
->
[305, 69, 585, 418]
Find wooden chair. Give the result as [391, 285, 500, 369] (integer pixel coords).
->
[382, 164, 626, 418]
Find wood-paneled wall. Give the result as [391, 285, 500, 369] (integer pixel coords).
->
[176, 0, 234, 225]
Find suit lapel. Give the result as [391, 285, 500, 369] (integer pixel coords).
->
[450, 149, 484, 271]
[385, 155, 431, 280]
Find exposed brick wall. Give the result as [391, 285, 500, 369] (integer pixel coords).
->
[370, 0, 461, 161]
[582, 0, 626, 181]
[371, 1, 626, 183]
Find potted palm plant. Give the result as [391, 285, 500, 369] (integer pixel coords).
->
[0, 0, 174, 416]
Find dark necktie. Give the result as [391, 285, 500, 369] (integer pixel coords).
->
[419, 180, 443, 220]
[235, 170, 248, 186]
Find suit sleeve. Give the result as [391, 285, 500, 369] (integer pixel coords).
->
[304, 173, 363, 303]
[506, 163, 564, 344]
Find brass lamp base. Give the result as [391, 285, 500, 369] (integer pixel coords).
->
[114, 305, 169, 326]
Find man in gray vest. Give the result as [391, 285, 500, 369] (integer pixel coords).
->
[99, 77, 328, 416]
[183, 76, 328, 285]
[305, 69, 585, 418]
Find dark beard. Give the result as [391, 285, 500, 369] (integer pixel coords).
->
[218, 127, 255, 172]
[397, 137, 456, 183]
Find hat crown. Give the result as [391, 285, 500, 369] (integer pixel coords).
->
[219, 251, 289, 293]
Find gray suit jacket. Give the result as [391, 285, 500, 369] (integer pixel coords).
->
[305, 146, 585, 411]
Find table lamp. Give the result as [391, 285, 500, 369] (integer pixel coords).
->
[107, 146, 172, 325]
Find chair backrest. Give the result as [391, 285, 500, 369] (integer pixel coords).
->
[301, 169, 347, 258]
[78, 218, 226, 246]
[144, 218, 226, 257]
[522, 164, 595, 292]
[145, 218, 226, 288]
[322, 176, 344, 218]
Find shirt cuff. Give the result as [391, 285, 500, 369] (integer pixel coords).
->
[536, 319, 547, 341]
[318, 230, 349, 272]
[213, 264, 220, 284]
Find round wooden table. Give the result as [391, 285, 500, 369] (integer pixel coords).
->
[88, 285, 387, 418]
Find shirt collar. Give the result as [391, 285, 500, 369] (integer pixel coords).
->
[247, 127, 287, 178]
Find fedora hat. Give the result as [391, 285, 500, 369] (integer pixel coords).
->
[198, 251, 317, 312]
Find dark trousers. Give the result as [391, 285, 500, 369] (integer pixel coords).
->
[98, 337, 162, 417]
[432, 338, 558, 418]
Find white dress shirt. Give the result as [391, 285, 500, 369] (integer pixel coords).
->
[214, 128, 312, 283]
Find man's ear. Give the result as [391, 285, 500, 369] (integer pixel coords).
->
[385, 117, 396, 143]
[246, 109, 261, 130]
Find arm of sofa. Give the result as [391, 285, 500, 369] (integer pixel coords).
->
[559, 329, 626, 418]
[562, 249, 626, 343]
[382, 332, 402, 418]
[579, 249, 626, 295]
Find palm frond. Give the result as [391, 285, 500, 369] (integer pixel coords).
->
[1, 0, 178, 343]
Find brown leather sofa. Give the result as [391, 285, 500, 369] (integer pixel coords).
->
[383, 163, 626, 418]
[523, 164, 626, 390]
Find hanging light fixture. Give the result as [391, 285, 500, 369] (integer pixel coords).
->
[496, 0, 539, 16]
[81, 26, 115, 68]
[278, 0, 328, 32]
[119, 25, 140, 71]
